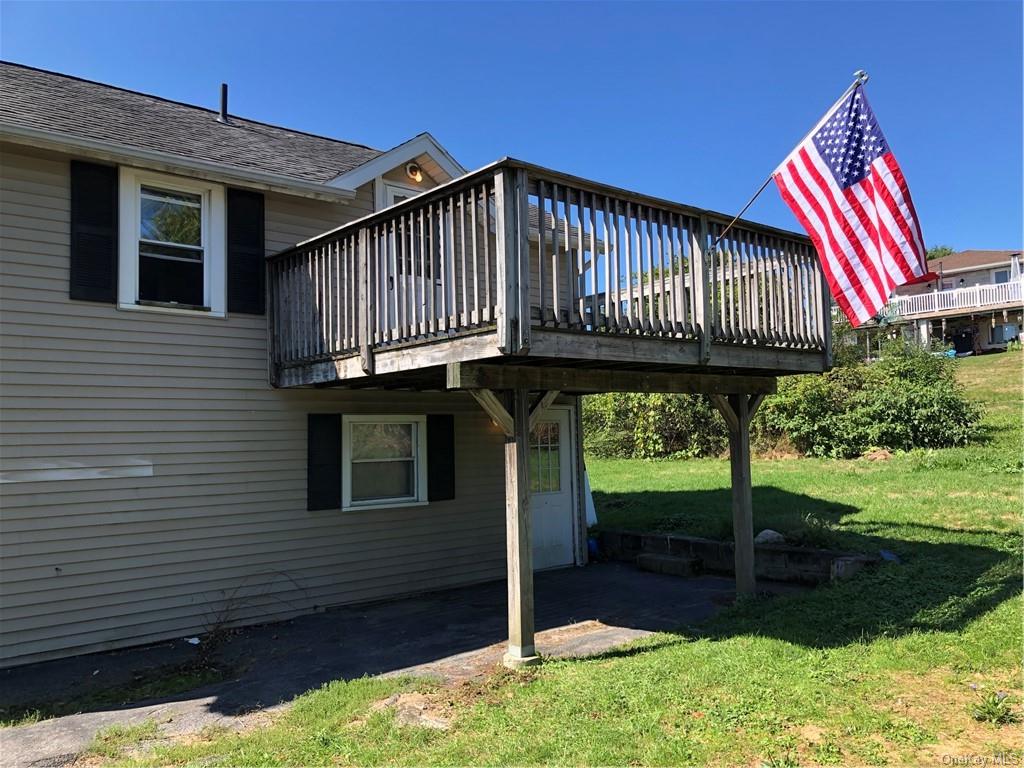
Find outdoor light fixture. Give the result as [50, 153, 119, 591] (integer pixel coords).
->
[405, 162, 423, 183]
[959, 278, 966, 287]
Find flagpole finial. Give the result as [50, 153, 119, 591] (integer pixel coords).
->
[853, 69, 869, 86]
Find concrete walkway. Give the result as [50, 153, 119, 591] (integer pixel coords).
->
[1, 563, 753, 768]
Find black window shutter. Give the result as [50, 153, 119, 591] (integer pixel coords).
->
[69, 161, 118, 303]
[227, 188, 265, 314]
[427, 414, 456, 502]
[307, 414, 341, 511]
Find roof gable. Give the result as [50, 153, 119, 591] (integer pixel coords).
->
[327, 133, 465, 191]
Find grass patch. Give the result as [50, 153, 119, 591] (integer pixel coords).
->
[98, 354, 1024, 765]
[0, 662, 225, 728]
[86, 720, 161, 759]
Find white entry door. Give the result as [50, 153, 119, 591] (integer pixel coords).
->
[529, 407, 576, 570]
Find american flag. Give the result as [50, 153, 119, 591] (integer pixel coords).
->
[773, 87, 927, 327]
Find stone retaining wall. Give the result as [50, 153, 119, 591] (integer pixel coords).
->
[599, 530, 877, 585]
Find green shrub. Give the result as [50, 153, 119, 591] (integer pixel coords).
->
[759, 342, 982, 458]
[582, 392, 727, 459]
[583, 340, 982, 460]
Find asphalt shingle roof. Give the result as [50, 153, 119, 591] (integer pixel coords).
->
[0, 61, 382, 184]
[932, 250, 1021, 273]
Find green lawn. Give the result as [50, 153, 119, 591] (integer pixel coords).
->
[110, 353, 1022, 767]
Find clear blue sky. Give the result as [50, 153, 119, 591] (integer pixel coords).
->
[2, 1, 1020, 250]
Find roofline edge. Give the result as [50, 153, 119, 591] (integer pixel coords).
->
[0, 123, 357, 202]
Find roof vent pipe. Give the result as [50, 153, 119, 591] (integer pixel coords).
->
[217, 83, 228, 123]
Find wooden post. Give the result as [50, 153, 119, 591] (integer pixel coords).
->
[711, 393, 759, 597]
[358, 226, 374, 374]
[727, 393, 755, 596]
[503, 387, 539, 668]
[694, 215, 712, 364]
[818, 263, 833, 369]
[494, 169, 520, 354]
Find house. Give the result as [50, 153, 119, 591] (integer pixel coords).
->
[873, 250, 1023, 353]
[0, 61, 831, 669]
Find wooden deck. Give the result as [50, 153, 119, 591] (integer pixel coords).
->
[267, 158, 832, 390]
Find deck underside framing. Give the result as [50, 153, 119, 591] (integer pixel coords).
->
[274, 328, 824, 391]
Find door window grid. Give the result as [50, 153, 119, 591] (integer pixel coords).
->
[529, 421, 561, 494]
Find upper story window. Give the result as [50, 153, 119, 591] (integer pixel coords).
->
[379, 181, 421, 210]
[993, 269, 1010, 284]
[119, 168, 226, 316]
[139, 186, 204, 306]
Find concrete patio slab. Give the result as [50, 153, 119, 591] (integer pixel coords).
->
[0, 563, 789, 768]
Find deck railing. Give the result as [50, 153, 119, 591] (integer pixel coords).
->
[267, 158, 829, 379]
[856, 278, 1024, 324]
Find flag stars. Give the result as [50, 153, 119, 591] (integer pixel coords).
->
[810, 90, 889, 189]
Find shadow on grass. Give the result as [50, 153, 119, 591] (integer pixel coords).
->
[592, 486, 1022, 650]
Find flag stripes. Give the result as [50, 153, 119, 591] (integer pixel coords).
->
[773, 87, 926, 327]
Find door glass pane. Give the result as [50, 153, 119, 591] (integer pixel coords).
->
[351, 423, 413, 460]
[529, 421, 561, 493]
[351, 460, 414, 502]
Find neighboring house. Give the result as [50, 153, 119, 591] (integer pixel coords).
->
[875, 250, 1023, 353]
[0, 62, 831, 669]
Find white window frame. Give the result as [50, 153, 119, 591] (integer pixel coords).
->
[118, 167, 226, 317]
[992, 268, 1010, 285]
[341, 414, 428, 511]
[376, 179, 422, 211]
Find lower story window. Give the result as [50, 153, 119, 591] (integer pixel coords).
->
[342, 415, 427, 509]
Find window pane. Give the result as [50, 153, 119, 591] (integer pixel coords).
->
[529, 421, 561, 493]
[994, 270, 1010, 284]
[529, 450, 540, 493]
[141, 186, 201, 246]
[139, 254, 204, 305]
[140, 242, 203, 262]
[351, 459, 414, 502]
[351, 423, 413, 460]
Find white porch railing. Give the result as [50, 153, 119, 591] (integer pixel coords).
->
[876, 278, 1024, 322]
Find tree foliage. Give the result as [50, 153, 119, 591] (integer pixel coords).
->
[926, 245, 955, 261]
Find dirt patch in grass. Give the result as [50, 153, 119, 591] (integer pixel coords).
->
[888, 670, 1023, 761]
[862, 448, 895, 461]
[778, 668, 1023, 766]
[358, 665, 540, 733]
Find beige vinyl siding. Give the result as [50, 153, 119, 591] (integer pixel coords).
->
[0, 144, 506, 666]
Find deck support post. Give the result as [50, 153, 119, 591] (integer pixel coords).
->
[711, 393, 764, 597]
[503, 387, 539, 668]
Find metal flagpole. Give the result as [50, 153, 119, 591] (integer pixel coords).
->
[711, 69, 870, 249]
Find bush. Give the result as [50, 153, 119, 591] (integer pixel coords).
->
[759, 342, 983, 458]
[583, 340, 983, 460]
[582, 392, 727, 459]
